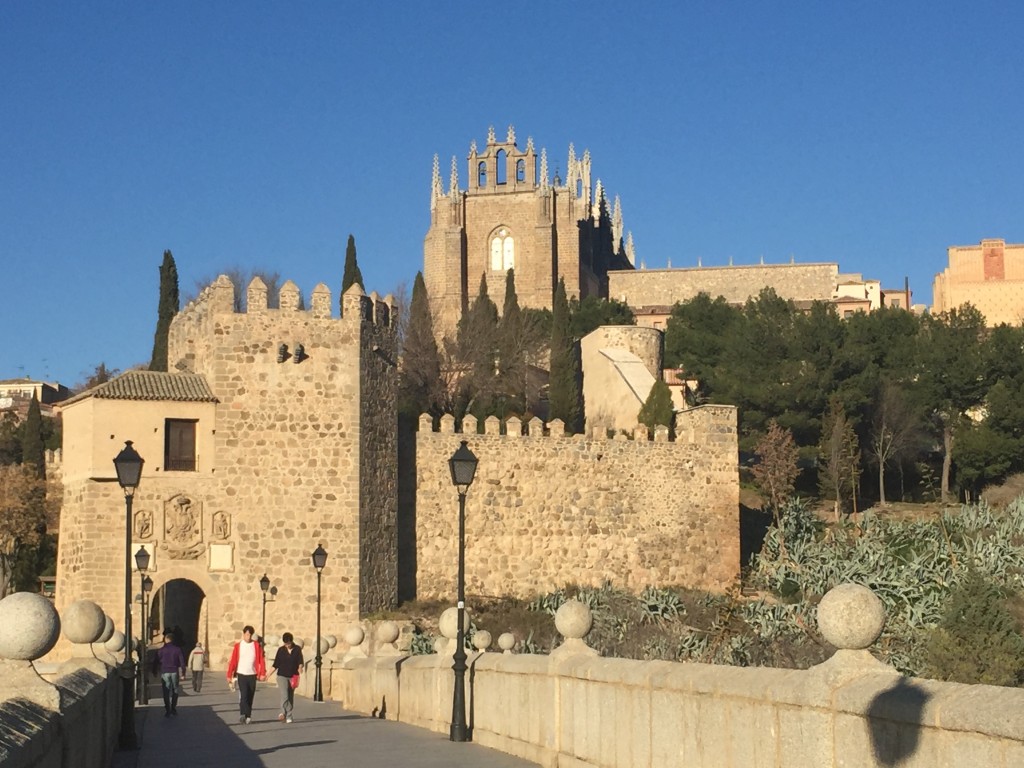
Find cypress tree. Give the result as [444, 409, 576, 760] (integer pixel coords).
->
[21, 394, 45, 479]
[497, 269, 526, 414]
[340, 234, 364, 315]
[637, 379, 675, 435]
[548, 278, 582, 433]
[398, 272, 443, 417]
[458, 274, 500, 419]
[149, 250, 180, 371]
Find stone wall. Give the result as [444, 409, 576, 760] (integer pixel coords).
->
[608, 262, 840, 307]
[409, 405, 740, 600]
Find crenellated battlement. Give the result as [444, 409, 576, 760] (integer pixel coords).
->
[418, 404, 737, 446]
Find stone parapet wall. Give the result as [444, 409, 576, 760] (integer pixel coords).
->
[330, 652, 1024, 768]
[410, 405, 740, 600]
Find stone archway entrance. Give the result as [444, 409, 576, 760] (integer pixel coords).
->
[149, 578, 208, 653]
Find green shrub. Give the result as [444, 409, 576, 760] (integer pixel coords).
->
[922, 571, 1024, 686]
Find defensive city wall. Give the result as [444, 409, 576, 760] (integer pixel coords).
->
[407, 405, 740, 601]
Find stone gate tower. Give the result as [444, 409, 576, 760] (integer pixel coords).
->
[424, 125, 635, 339]
[54, 276, 398, 666]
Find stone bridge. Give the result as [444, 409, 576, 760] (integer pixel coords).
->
[1, 585, 1022, 767]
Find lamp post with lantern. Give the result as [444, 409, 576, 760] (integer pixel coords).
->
[260, 573, 271, 650]
[311, 544, 327, 702]
[447, 440, 478, 742]
[113, 441, 144, 749]
[134, 546, 151, 705]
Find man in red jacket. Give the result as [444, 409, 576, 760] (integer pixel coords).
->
[226, 625, 266, 724]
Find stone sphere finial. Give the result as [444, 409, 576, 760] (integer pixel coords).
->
[0, 592, 61, 660]
[318, 637, 330, 655]
[439, 607, 470, 640]
[342, 625, 364, 648]
[377, 621, 400, 645]
[554, 600, 593, 640]
[497, 632, 516, 654]
[63, 600, 106, 644]
[817, 583, 886, 650]
[325, 634, 338, 649]
[472, 630, 492, 651]
[96, 615, 115, 644]
[106, 630, 126, 653]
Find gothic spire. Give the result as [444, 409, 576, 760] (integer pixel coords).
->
[626, 232, 636, 266]
[539, 148, 548, 189]
[449, 155, 459, 197]
[613, 195, 624, 246]
[487, 125, 496, 144]
[431, 154, 442, 209]
[506, 125, 516, 144]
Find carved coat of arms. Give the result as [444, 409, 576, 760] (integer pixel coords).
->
[162, 494, 205, 560]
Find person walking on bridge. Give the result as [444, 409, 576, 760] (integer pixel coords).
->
[153, 631, 186, 717]
[187, 641, 207, 692]
[226, 625, 266, 724]
[270, 632, 304, 724]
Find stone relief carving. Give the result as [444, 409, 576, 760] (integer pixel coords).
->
[134, 509, 153, 540]
[212, 511, 230, 540]
[162, 493, 204, 560]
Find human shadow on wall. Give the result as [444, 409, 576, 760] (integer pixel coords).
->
[867, 677, 931, 766]
[397, 413, 418, 602]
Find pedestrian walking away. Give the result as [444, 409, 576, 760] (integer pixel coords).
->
[153, 631, 186, 717]
[187, 641, 207, 692]
[225, 625, 266, 724]
[269, 632, 304, 723]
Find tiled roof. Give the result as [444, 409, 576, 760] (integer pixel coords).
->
[63, 371, 218, 405]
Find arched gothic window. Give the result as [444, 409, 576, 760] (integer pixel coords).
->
[490, 228, 515, 272]
[478, 161, 487, 187]
[516, 159, 525, 182]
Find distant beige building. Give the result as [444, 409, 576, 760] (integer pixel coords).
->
[611, 262, 914, 329]
[933, 238, 1024, 326]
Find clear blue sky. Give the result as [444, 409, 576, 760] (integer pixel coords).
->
[2, 2, 1022, 386]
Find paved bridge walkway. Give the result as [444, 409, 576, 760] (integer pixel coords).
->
[112, 679, 538, 768]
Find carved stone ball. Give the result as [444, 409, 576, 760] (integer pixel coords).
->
[63, 600, 106, 644]
[817, 583, 886, 650]
[342, 625, 364, 648]
[377, 621, 399, 645]
[317, 637, 330, 655]
[106, 630, 126, 653]
[472, 630, 492, 651]
[438, 607, 470, 640]
[0, 592, 61, 660]
[432, 638, 446, 654]
[555, 600, 593, 640]
[497, 633, 516, 652]
[97, 615, 114, 644]
[325, 634, 338, 649]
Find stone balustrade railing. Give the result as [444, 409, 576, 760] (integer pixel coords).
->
[328, 584, 1024, 768]
[0, 594, 127, 768]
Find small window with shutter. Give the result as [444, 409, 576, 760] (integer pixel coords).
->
[165, 419, 197, 472]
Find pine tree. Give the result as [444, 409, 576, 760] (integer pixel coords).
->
[637, 379, 675, 435]
[149, 250, 180, 371]
[398, 272, 443, 417]
[548, 278, 582, 433]
[21, 394, 45, 480]
[818, 397, 860, 519]
[340, 234, 364, 315]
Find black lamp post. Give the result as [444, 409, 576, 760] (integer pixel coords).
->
[260, 573, 271, 651]
[134, 546, 151, 705]
[113, 440, 144, 750]
[141, 574, 153, 701]
[447, 439, 478, 743]
[311, 544, 327, 702]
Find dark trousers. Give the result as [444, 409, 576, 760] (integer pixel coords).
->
[237, 674, 257, 717]
[191, 670, 204, 692]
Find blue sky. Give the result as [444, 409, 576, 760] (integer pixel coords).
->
[2, 2, 1022, 386]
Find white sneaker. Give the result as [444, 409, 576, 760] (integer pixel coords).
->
[286, 717, 293, 724]
[245, 717, 252, 724]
